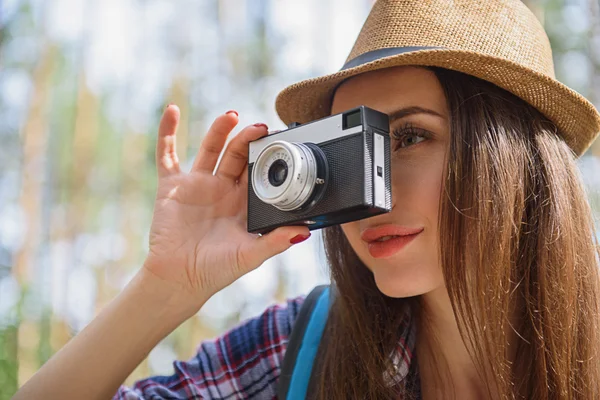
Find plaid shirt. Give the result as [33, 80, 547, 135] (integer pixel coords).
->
[114, 291, 417, 399]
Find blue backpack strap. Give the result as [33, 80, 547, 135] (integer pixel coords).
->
[277, 285, 331, 400]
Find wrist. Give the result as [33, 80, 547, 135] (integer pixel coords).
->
[130, 267, 211, 322]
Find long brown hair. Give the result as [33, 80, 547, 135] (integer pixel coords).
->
[313, 67, 600, 399]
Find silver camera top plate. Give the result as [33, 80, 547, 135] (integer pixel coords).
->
[248, 113, 364, 164]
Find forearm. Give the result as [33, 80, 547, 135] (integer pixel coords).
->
[13, 268, 209, 400]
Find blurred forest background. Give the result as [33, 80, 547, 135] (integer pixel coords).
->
[0, 0, 599, 398]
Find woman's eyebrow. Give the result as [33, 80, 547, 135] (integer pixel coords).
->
[388, 106, 445, 123]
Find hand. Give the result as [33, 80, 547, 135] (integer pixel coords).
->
[142, 105, 310, 310]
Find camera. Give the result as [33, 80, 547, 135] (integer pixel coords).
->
[247, 106, 391, 234]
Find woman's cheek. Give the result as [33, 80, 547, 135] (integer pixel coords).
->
[390, 154, 445, 239]
[339, 149, 446, 264]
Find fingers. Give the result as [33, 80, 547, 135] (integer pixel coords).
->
[156, 105, 182, 178]
[216, 123, 269, 181]
[192, 111, 239, 173]
[241, 226, 311, 270]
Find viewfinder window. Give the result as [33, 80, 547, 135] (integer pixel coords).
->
[343, 109, 362, 130]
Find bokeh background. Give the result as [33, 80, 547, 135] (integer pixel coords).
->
[0, 0, 599, 397]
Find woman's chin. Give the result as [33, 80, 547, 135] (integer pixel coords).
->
[371, 268, 441, 298]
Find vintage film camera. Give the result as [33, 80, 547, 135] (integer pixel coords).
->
[247, 106, 392, 234]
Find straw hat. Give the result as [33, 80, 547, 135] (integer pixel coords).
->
[275, 0, 600, 157]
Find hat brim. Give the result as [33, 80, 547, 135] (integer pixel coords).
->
[275, 48, 600, 156]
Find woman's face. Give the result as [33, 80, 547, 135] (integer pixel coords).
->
[331, 66, 450, 298]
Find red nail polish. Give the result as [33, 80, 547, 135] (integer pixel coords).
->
[253, 123, 269, 130]
[226, 110, 238, 117]
[290, 233, 310, 244]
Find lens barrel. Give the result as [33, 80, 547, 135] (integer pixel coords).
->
[251, 140, 327, 211]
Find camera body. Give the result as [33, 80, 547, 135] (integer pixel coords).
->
[247, 106, 391, 234]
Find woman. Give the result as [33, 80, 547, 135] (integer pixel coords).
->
[14, 0, 600, 399]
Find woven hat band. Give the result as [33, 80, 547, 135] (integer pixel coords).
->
[341, 46, 442, 71]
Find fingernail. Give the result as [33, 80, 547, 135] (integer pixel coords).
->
[226, 110, 238, 117]
[253, 123, 268, 130]
[290, 233, 311, 244]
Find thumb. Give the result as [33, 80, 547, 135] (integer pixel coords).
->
[243, 226, 311, 269]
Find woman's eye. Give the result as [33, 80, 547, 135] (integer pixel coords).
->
[391, 127, 430, 149]
[398, 134, 426, 148]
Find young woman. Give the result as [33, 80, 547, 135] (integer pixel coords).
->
[14, 0, 600, 399]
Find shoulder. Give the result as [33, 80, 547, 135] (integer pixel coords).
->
[197, 294, 306, 371]
[184, 295, 308, 398]
[114, 294, 307, 400]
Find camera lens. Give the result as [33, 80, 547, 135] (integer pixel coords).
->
[251, 140, 328, 212]
[268, 159, 288, 187]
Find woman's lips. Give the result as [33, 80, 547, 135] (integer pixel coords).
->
[361, 225, 424, 259]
